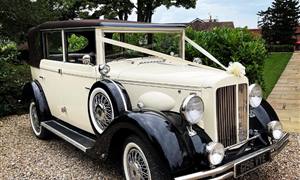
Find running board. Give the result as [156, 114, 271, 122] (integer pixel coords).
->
[41, 120, 95, 152]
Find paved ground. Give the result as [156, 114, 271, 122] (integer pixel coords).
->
[1, 115, 300, 180]
[268, 52, 300, 132]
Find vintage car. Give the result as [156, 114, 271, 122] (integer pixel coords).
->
[23, 20, 289, 180]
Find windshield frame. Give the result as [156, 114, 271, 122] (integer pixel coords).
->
[96, 27, 185, 65]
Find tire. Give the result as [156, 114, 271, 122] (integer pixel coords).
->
[88, 87, 118, 134]
[122, 135, 171, 180]
[29, 100, 50, 139]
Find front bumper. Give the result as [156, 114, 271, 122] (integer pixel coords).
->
[175, 132, 289, 180]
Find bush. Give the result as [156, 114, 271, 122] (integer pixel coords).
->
[185, 27, 268, 88]
[0, 41, 31, 117]
[0, 41, 19, 63]
[267, 44, 294, 52]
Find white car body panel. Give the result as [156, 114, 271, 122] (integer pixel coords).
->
[33, 60, 96, 134]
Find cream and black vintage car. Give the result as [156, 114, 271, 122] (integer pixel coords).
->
[23, 20, 289, 180]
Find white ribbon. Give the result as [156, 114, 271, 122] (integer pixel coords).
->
[184, 36, 227, 70]
[185, 36, 246, 77]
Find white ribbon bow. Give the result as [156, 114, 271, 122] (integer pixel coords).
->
[226, 62, 246, 77]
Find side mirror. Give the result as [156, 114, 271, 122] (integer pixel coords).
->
[193, 57, 202, 64]
[82, 55, 91, 65]
[99, 64, 110, 77]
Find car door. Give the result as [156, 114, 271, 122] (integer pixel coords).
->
[39, 30, 66, 120]
[59, 30, 98, 134]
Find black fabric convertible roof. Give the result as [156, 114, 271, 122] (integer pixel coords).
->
[37, 19, 186, 30]
[27, 20, 185, 68]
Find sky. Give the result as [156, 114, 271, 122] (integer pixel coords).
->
[128, 0, 274, 28]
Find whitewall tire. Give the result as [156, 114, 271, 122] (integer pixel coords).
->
[29, 101, 50, 139]
[89, 87, 115, 134]
[122, 135, 171, 180]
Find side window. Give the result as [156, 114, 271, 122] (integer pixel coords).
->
[44, 31, 63, 61]
[65, 31, 96, 65]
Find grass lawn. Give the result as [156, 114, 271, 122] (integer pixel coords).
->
[263, 52, 293, 98]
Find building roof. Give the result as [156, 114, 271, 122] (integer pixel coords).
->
[187, 19, 234, 31]
[36, 19, 186, 30]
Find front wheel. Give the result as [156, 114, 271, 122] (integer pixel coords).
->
[29, 101, 50, 139]
[122, 135, 171, 180]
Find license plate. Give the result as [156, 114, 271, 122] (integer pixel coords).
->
[234, 150, 271, 178]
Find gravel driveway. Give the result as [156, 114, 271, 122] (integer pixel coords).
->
[0, 114, 299, 180]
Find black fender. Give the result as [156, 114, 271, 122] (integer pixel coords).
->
[91, 110, 212, 176]
[89, 79, 132, 113]
[22, 80, 51, 121]
[249, 99, 280, 144]
[250, 99, 279, 130]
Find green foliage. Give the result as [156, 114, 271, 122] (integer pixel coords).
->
[258, 0, 300, 45]
[67, 34, 88, 52]
[153, 34, 180, 55]
[185, 27, 268, 87]
[267, 44, 295, 52]
[0, 41, 31, 117]
[0, 41, 19, 63]
[263, 52, 292, 97]
[0, 0, 59, 42]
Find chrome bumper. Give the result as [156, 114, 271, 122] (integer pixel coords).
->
[175, 133, 289, 180]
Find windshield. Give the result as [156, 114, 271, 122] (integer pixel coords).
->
[104, 32, 182, 62]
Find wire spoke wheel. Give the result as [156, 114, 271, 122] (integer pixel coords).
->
[89, 88, 114, 133]
[123, 142, 151, 180]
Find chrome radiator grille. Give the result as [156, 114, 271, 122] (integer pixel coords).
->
[238, 84, 248, 142]
[216, 84, 248, 147]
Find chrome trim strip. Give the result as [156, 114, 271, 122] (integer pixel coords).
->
[106, 79, 128, 111]
[118, 79, 211, 91]
[174, 133, 289, 180]
[41, 121, 90, 152]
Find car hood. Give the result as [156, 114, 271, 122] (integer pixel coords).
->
[108, 57, 246, 88]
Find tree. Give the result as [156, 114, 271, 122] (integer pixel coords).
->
[92, 0, 134, 20]
[258, 0, 300, 45]
[0, 0, 59, 42]
[137, 0, 196, 23]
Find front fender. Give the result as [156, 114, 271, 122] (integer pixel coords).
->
[249, 99, 280, 144]
[92, 110, 212, 175]
[250, 99, 279, 130]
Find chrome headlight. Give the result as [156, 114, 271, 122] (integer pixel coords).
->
[206, 142, 225, 165]
[268, 121, 283, 140]
[249, 84, 263, 108]
[181, 95, 204, 124]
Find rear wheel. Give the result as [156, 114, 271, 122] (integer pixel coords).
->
[29, 101, 50, 139]
[122, 135, 171, 180]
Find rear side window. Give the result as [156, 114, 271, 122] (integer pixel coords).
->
[44, 31, 63, 61]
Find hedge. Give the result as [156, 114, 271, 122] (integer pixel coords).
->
[185, 27, 268, 88]
[0, 41, 31, 117]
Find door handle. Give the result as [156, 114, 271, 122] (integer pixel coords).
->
[58, 68, 62, 74]
[39, 76, 44, 79]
